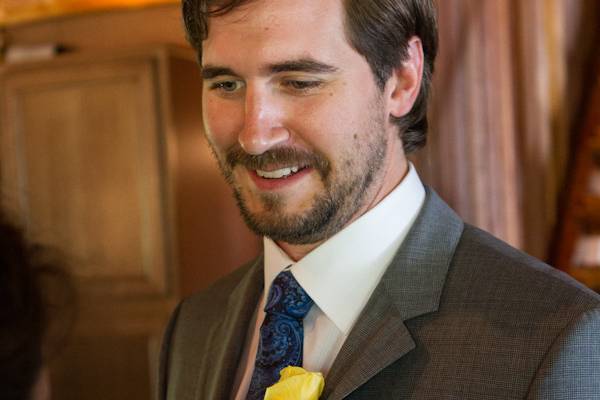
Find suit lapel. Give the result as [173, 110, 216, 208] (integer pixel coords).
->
[201, 255, 264, 400]
[323, 290, 414, 400]
[324, 188, 464, 399]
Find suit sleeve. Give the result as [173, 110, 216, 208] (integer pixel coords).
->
[157, 302, 182, 400]
[526, 307, 600, 399]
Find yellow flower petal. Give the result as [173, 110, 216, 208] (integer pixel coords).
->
[279, 367, 311, 380]
[264, 367, 325, 400]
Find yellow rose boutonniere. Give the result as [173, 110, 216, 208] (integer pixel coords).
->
[264, 366, 325, 400]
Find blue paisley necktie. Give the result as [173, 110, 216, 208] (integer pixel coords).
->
[246, 269, 314, 400]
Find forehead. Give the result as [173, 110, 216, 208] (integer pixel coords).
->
[202, 0, 353, 67]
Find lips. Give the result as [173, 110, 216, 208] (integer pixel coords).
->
[226, 146, 329, 180]
[248, 165, 312, 190]
[256, 166, 302, 179]
[225, 146, 329, 190]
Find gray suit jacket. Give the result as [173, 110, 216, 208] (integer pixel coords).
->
[159, 189, 600, 399]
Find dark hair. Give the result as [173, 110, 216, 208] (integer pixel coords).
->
[182, 0, 438, 153]
[0, 214, 74, 400]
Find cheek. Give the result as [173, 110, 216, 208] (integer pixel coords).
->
[298, 99, 358, 145]
[293, 93, 380, 171]
[202, 97, 243, 150]
[290, 115, 348, 171]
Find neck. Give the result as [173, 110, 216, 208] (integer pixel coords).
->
[277, 241, 323, 262]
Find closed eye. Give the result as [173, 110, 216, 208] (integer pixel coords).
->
[282, 79, 324, 92]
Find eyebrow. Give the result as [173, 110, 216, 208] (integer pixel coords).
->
[266, 59, 339, 74]
[201, 58, 339, 80]
[201, 66, 238, 80]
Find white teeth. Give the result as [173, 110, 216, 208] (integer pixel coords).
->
[256, 166, 300, 179]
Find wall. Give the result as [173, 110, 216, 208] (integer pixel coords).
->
[416, 0, 599, 260]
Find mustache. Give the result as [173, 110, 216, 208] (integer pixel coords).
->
[225, 145, 330, 177]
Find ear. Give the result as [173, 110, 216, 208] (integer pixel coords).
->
[386, 36, 424, 119]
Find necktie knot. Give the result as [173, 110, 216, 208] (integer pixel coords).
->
[265, 270, 313, 318]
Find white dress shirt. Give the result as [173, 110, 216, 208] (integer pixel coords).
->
[232, 163, 425, 399]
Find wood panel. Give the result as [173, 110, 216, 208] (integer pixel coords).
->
[1, 4, 186, 51]
[50, 334, 155, 400]
[1, 54, 169, 298]
[1, 0, 178, 27]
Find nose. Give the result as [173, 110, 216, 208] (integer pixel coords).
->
[238, 88, 289, 155]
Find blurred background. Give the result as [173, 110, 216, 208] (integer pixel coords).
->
[0, 0, 598, 399]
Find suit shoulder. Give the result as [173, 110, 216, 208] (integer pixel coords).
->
[450, 224, 600, 309]
[160, 256, 261, 370]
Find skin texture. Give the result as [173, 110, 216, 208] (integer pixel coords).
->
[201, 0, 423, 260]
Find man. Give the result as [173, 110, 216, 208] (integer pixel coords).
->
[159, 0, 600, 399]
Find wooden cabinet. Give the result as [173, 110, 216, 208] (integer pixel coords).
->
[552, 55, 600, 292]
[0, 47, 260, 399]
[2, 49, 171, 298]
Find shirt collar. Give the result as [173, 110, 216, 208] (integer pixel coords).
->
[263, 163, 425, 334]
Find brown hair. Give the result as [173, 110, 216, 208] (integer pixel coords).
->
[182, 0, 438, 153]
[0, 214, 74, 400]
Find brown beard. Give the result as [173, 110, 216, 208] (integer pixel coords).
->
[208, 102, 388, 245]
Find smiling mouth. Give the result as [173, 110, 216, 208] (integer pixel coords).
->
[255, 165, 308, 179]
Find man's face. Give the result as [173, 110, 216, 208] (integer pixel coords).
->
[201, 0, 406, 245]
